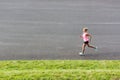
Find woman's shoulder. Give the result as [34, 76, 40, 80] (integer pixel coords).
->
[84, 32, 91, 36]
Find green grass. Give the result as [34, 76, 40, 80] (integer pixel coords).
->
[0, 60, 120, 80]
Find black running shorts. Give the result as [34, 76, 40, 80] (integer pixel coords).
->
[84, 41, 89, 44]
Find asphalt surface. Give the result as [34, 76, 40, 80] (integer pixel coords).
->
[0, 0, 120, 60]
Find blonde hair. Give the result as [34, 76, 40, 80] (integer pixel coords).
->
[83, 27, 88, 32]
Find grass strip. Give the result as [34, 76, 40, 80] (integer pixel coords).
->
[0, 70, 120, 80]
[0, 60, 119, 80]
[0, 60, 119, 70]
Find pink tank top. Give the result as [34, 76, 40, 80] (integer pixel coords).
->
[82, 33, 89, 42]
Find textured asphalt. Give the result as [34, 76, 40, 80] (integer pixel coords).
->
[0, 0, 120, 60]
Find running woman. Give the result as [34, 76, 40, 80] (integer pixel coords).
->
[79, 27, 97, 55]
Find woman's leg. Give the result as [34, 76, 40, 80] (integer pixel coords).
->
[87, 43, 96, 49]
[82, 43, 86, 54]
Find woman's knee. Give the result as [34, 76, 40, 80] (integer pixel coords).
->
[87, 44, 90, 47]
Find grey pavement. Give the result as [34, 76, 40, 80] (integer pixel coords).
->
[0, 0, 120, 60]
